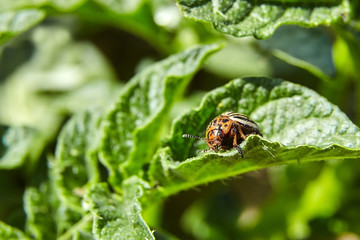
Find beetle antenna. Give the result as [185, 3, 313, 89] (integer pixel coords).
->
[182, 134, 206, 142]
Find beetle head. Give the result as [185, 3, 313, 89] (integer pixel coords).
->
[207, 137, 223, 151]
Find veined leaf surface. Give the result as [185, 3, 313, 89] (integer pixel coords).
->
[149, 77, 360, 196]
[176, 0, 350, 39]
[100, 44, 222, 186]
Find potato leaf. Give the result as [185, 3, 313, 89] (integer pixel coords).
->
[0, 0, 85, 12]
[259, 26, 335, 81]
[0, 9, 45, 44]
[53, 109, 103, 235]
[0, 221, 30, 240]
[84, 178, 154, 240]
[149, 77, 360, 196]
[176, 0, 350, 39]
[0, 126, 43, 169]
[100, 44, 222, 186]
[24, 184, 57, 240]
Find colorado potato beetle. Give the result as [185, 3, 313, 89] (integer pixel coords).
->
[183, 112, 263, 158]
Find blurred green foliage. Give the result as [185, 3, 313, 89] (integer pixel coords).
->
[1, 0, 360, 239]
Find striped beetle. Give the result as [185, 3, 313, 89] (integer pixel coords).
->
[183, 112, 262, 158]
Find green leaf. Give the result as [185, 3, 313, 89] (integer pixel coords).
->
[24, 184, 57, 240]
[0, 221, 30, 240]
[84, 178, 154, 240]
[0, 0, 85, 12]
[0, 126, 43, 169]
[287, 164, 342, 238]
[77, 0, 170, 54]
[53, 109, 103, 235]
[0, 9, 45, 44]
[149, 77, 360, 196]
[57, 214, 93, 240]
[260, 26, 335, 81]
[91, 0, 158, 40]
[94, 0, 146, 14]
[352, 2, 360, 30]
[100, 44, 222, 186]
[176, 0, 350, 39]
[0, 25, 117, 140]
[204, 38, 272, 79]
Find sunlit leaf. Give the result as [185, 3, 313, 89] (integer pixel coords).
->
[287, 164, 342, 238]
[53, 109, 103, 235]
[0, 9, 45, 44]
[0, 126, 43, 169]
[149, 77, 360, 196]
[0, 0, 85, 12]
[100, 44, 222, 187]
[260, 26, 335, 81]
[176, 0, 350, 39]
[84, 178, 154, 240]
[24, 184, 56, 240]
[0, 221, 30, 240]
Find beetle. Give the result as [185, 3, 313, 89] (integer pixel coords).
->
[183, 112, 263, 158]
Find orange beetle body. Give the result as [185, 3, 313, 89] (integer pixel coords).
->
[183, 112, 263, 158]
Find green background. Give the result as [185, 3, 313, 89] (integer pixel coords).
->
[1, 0, 360, 239]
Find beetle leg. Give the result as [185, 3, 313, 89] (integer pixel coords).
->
[233, 132, 244, 158]
[233, 134, 244, 158]
[232, 123, 245, 158]
[233, 123, 247, 140]
[236, 146, 244, 158]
